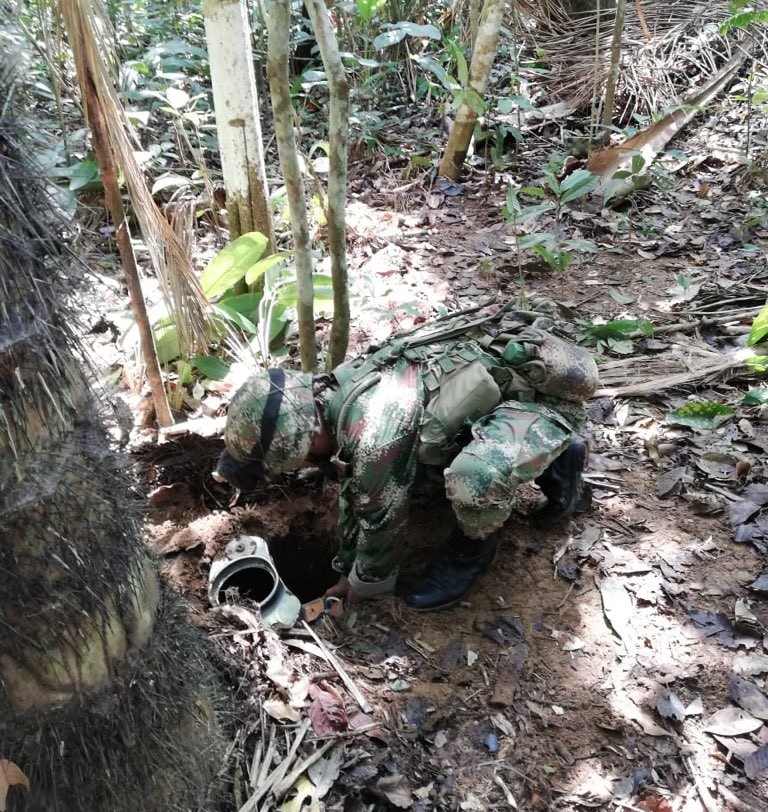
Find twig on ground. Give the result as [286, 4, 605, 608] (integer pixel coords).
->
[301, 620, 373, 713]
[493, 773, 519, 808]
[241, 720, 310, 812]
[717, 783, 762, 812]
[701, 482, 741, 502]
[683, 755, 719, 812]
[272, 740, 338, 799]
[309, 721, 383, 741]
[256, 723, 277, 789]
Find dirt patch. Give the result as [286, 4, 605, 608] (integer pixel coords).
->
[124, 113, 768, 810]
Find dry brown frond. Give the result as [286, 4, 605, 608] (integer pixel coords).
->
[513, 0, 767, 121]
[58, 0, 209, 352]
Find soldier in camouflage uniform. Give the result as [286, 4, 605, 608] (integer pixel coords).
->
[215, 300, 598, 611]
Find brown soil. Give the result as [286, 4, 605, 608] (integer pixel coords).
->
[111, 120, 768, 811]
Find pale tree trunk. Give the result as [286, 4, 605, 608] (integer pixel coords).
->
[0, 75, 222, 812]
[266, 0, 317, 371]
[601, 0, 627, 136]
[304, 0, 350, 369]
[438, 0, 505, 180]
[203, 0, 276, 248]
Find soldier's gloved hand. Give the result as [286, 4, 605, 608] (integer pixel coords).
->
[323, 576, 364, 605]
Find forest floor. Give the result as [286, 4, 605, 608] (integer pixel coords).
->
[87, 101, 768, 812]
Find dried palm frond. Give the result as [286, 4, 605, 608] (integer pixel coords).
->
[594, 341, 760, 396]
[514, 0, 766, 120]
[58, 0, 209, 351]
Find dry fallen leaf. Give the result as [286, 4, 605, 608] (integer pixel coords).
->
[637, 796, 673, 812]
[733, 653, 768, 676]
[599, 576, 635, 650]
[744, 744, 768, 780]
[703, 706, 763, 736]
[308, 682, 348, 735]
[656, 690, 686, 723]
[0, 760, 30, 812]
[728, 675, 768, 720]
[374, 773, 412, 808]
[263, 697, 302, 723]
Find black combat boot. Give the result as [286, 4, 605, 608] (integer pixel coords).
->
[533, 436, 587, 524]
[404, 531, 497, 612]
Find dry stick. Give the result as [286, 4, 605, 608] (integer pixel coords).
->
[717, 784, 762, 812]
[493, 773, 519, 808]
[241, 719, 311, 812]
[271, 740, 337, 799]
[255, 724, 277, 792]
[309, 721, 383, 741]
[301, 620, 373, 714]
[684, 756, 719, 812]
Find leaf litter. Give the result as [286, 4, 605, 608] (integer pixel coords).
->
[127, 77, 768, 812]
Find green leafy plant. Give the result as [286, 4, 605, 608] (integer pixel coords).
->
[579, 319, 653, 355]
[721, 0, 768, 34]
[667, 402, 735, 430]
[502, 161, 598, 279]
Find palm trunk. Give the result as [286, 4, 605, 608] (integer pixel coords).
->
[0, 74, 222, 812]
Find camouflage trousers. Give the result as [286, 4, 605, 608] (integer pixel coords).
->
[444, 401, 574, 539]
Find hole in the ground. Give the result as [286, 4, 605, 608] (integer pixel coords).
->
[216, 565, 277, 605]
[269, 534, 338, 603]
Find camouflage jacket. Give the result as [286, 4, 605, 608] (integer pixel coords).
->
[316, 317, 595, 591]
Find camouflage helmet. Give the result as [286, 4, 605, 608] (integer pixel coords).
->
[224, 369, 318, 477]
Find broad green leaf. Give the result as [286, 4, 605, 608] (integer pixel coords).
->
[586, 319, 653, 340]
[559, 168, 598, 204]
[214, 303, 258, 334]
[667, 401, 735, 429]
[748, 301, 768, 346]
[126, 109, 150, 127]
[69, 157, 100, 191]
[151, 173, 190, 195]
[176, 359, 193, 385]
[514, 201, 556, 223]
[631, 152, 646, 175]
[604, 337, 634, 355]
[393, 21, 441, 39]
[743, 387, 768, 405]
[275, 275, 335, 313]
[609, 289, 636, 305]
[745, 354, 768, 373]
[193, 355, 231, 380]
[153, 322, 181, 364]
[464, 88, 487, 116]
[166, 86, 189, 109]
[497, 95, 534, 113]
[200, 232, 269, 298]
[244, 252, 292, 286]
[563, 238, 598, 253]
[218, 292, 262, 318]
[456, 49, 469, 88]
[521, 186, 546, 198]
[268, 302, 290, 342]
[373, 29, 407, 49]
[411, 54, 456, 92]
[356, 0, 386, 22]
[518, 232, 554, 249]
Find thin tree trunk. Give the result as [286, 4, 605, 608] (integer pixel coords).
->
[304, 0, 350, 369]
[203, 0, 276, 248]
[438, 0, 505, 180]
[84, 73, 174, 426]
[601, 0, 627, 136]
[266, 0, 317, 371]
[0, 74, 221, 812]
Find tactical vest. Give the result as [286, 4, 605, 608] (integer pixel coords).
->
[326, 301, 598, 466]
